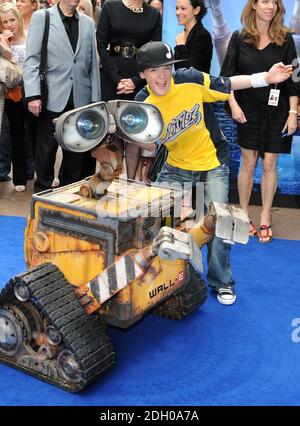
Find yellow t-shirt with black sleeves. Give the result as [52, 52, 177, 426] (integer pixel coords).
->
[138, 68, 231, 171]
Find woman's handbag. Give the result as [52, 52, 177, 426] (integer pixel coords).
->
[147, 144, 168, 182]
[5, 85, 22, 102]
[0, 56, 22, 90]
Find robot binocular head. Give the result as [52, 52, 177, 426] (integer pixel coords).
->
[54, 100, 164, 153]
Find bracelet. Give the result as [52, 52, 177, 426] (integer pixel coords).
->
[250, 72, 269, 88]
[289, 110, 298, 115]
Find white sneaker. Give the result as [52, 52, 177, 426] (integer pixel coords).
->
[52, 177, 60, 188]
[14, 185, 26, 193]
[216, 287, 236, 305]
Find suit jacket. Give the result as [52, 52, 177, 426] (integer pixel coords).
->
[23, 5, 101, 112]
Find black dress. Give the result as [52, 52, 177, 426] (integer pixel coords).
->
[220, 30, 299, 155]
[174, 22, 213, 73]
[96, 0, 162, 102]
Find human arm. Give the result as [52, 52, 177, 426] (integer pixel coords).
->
[282, 95, 298, 136]
[173, 64, 292, 104]
[89, 24, 101, 102]
[219, 31, 247, 122]
[134, 86, 149, 102]
[230, 63, 293, 91]
[227, 91, 247, 123]
[0, 33, 13, 60]
[23, 11, 45, 101]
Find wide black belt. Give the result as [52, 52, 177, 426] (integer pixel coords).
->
[110, 42, 139, 58]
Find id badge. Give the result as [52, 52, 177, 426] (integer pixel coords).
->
[268, 88, 280, 106]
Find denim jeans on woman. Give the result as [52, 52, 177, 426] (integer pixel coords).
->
[156, 161, 235, 290]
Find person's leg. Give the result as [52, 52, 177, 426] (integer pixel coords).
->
[204, 163, 235, 298]
[34, 110, 59, 193]
[125, 143, 141, 180]
[135, 157, 144, 182]
[25, 111, 38, 179]
[142, 158, 154, 184]
[5, 100, 27, 188]
[59, 149, 86, 186]
[0, 111, 12, 181]
[237, 147, 258, 217]
[81, 152, 96, 179]
[259, 152, 278, 242]
[156, 163, 196, 222]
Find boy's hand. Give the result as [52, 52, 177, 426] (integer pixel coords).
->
[266, 63, 293, 84]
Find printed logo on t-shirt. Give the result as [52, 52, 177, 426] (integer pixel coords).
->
[163, 104, 202, 144]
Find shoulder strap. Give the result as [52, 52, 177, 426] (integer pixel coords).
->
[40, 10, 50, 75]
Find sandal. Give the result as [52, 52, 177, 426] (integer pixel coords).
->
[259, 224, 273, 243]
[249, 220, 258, 237]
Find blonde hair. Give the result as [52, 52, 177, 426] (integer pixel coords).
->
[0, 3, 25, 37]
[77, 0, 93, 19]
[31, 0, 41, 12]
[241, 0, 288, 47]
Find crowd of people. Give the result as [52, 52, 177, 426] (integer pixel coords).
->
[0, 0, 298, 305]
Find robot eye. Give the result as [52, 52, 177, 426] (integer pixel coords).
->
[107, 100, 164, 145]
[119, 106, 148, 134]
[76, 110, 106, 140]
[54, 102, 109, 152]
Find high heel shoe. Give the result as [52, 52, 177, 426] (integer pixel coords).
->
[249, 220, 258, 237]
[259, 224, 273, 243]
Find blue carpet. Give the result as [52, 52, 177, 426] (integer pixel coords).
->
[0, 216, 300, 406]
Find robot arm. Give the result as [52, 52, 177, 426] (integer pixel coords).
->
[77, 202, 249, 313]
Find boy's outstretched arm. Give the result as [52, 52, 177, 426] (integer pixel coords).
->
[230, 63, 293, 91]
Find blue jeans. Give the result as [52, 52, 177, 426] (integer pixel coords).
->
[156, 162, 234, 290]
[204, 163, 235, 290]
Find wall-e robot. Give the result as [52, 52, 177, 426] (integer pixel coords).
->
[0, 101, 248, 392]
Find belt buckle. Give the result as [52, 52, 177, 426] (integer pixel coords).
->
[123, 46, 134, 58]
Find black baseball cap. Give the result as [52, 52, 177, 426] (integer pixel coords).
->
[137, 41, 185, 73]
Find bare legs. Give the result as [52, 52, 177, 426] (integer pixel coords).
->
[238, 148, 278, 239]
[260, 152, 278, 231]
[238, 147, 258, 217]
[125, 143, 141, 180]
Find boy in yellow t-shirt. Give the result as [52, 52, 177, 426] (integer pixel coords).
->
[135, 41, 292, 305]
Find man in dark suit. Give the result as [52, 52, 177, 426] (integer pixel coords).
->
[23, 0, 101, 192]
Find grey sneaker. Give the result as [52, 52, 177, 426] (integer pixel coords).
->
[216, 287, 236, 305]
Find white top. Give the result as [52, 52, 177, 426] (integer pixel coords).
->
[11, 44, 26, 67]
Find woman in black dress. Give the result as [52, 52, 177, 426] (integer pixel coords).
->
[221, 0, 298, 243]
[174, 0, 212, 73]
[96, 0, 161, 178]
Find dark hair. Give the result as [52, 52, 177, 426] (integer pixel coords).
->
[149, 0, 163, 4]
[190, 0, 207, 22]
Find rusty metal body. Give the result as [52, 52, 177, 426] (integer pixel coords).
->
[0, 100, 249, 392]
[24, 178, 206, 328]
[0, 176, 248, 391]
